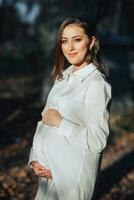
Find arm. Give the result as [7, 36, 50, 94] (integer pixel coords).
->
[28, 122, 42, 168]
[28, 146, 38, 168]
[57, 80, 111, 153]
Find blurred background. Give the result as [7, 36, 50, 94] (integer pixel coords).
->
[0, 0, 134, 199]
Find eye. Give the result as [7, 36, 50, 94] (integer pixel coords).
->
[61, 40, 67, 44]
[74, 38, 82, 42]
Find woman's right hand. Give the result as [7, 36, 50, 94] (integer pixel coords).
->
[31, 161, 53, 179]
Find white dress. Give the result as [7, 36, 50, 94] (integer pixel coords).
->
[28, 63, 111, 200]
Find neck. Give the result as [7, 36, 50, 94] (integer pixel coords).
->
[72, 61, 89, 72]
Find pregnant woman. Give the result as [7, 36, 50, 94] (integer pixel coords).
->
[28, 17, 111, 200]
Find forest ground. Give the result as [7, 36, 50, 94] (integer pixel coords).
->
[0, 74, 134, 200]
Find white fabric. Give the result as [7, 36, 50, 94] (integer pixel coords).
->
[28, 63, 111, 200]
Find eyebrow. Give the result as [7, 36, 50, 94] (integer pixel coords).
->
[61, 35, 82, 39]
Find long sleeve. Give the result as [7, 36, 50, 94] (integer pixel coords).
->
[57, 80, 111, 153]
[28, 146, 38, 167]
[27, 120, 43, 168]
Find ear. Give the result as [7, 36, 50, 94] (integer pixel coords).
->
[89, 36, 96, 50]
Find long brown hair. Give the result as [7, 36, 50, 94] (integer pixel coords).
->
[51, 17, 109, 81]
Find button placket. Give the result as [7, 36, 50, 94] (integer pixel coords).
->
[67, 73, 76, 84]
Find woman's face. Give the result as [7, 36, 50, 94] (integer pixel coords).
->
[61, 24, 90, 68]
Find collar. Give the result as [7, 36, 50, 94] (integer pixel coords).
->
[63, 63, 97, 82]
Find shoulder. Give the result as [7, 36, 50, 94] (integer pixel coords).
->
[86, 69, 111, 88]
[86, 70, 112, 99]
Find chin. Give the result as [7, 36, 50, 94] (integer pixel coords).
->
[68, 59, 82, 66]
[70, 62, 84, 67]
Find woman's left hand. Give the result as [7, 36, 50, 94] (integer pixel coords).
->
[42, 109, 63, 127]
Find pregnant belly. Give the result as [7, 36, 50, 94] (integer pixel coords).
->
[33, 122, 86, 174]
[33, 122, 61, 166]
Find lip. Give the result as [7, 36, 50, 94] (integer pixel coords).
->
[68, 53, 78, 57]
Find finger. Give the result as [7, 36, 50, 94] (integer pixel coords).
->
[44, 171, 52, 175]
[34, 167, 46, 173]
[44, 174, 53, 179]
[34, 163, 46, 170]
[35, 168, 51, 176]
[33, 162, 43, 168]
[35, 167, 46, 172]
[34, 168, 48, 176]
[39, 168, 51, 173]
[41, 173, 52, 178]
[39, 171, 52, 177]
[33, 166, 51, 176]
[39, 173, 52, 179]
[40, 173, 52, 179]
[37, 168, 51, 174]
[45, 168, 51, 172]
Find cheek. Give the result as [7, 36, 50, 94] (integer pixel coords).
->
[77, 42, 89, 53]
[61, 45, 67, 56]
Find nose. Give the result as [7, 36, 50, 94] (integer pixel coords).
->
[67, 42, 74, 51]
